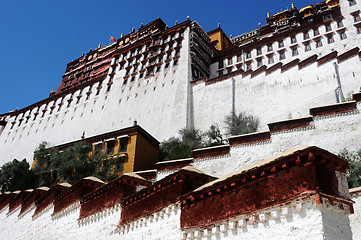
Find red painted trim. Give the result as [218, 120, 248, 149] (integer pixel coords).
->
[228, 131, 271, 146]
[337, 47, 360, 63]
[156, 159, 193, 171]
[33, 184, 70, 217]
[251, 65, 267, 78]
[53, 179, 104, 215]
[79, 175, 149, 219]
[180, 147, 350, 229]
[309, 101, 357, 117]
[268, 117, 314, 132]
[265, 62, 282, 75]
[352, 92, 361, 102]
[317, 51, 338, 66]
[298, 54, 318, 69]
[120, 169, 216, 224]
[281, 59, 300, 72]
[19, 188, 48, 215]
[133, 170, 157, 181]
[192, 145, 230, 159]
[205, 69, 244, 86]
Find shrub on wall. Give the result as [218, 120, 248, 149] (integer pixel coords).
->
[339, 149, 361, 188]
[0, 159, 37, 193]
[224, 112, 259, 136]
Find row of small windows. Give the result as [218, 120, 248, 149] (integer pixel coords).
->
[221, 19, 361, 70]
[9, 57, 180, 129]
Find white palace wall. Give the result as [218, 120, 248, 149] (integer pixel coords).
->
[192, 50, 361, 135]
[0, 28, 191, 166]
[187, 100, 361, 179]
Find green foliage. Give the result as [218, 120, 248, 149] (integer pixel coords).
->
[32, 141, 124, 187]
[224, 112, 259, 136]
[159, 128, 204, 161]
[205, 124, 224, 147]
[0, 159, 37, 193]
[339, 149, 361, 188]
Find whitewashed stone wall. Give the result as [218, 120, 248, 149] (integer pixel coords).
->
[0, 28, 191, 166]
[350, 193, 361, 240]
[193, 53, 361, 135]
[192, 103, 361, 178]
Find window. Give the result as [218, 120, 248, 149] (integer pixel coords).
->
[131, 76, 135, 82]
[246, 52, 251, 59]
[303, 31, 310, 40]
[268, 55, 274, 64]
[94, 143, 103, 155]
[139, 72, 143, 79]
[325, 24, 332, 32]
[279, 51, 286, 60]
[291, 47, 298, 56]
[349, 0, 357, 6]
[173, 60, 178, 66]
[228, 58, 233, 65]
[165, 63, 169, 69]
[353, 13, 361, 23]
[327, 35, 335, 44]
[106, 141, 115, 155]
[155, 67, 160, 73]
[219, 60, 224, 69]
[314, 28, 320, 36]
[267, 44, 273, 52]
[339, 31, 347, 40]
[357, 25, 361, 34]
[337, 20, 344, 28]
[257, 58, 263, 68]
[305, 43, 311, 52]
[257, 48, 262, 56]
[246, 63, 252, 71]
[106, 85, 111, 92]
[123, 79, 127, 85]
[237, 55, 242, 62]
[118, 138, 128, 152]
[278, 40, 284, 48]
[316, 39, 323, 48]
[290, 36, 297, 44]
[323, 13, 333, 21]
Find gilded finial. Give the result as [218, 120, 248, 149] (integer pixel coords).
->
[292, 2, 295, 8]
[187, 16, 189, 20]
[98, 43, 101, 49]
[218, 23, 220, 28]
[81, 52, 84, 57]
[121, 33, 123, 38]
[175, 20, 178, 25]
[140, 23, 143, 27]
[267, 12, 270, 18]
[132, 27, 135, 32]
[51, 89, 54, 93]
[258, 23, 261, 27]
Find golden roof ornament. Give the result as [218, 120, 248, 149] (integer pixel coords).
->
[292, 2, 295, 9]
[267, 12, 270, 18]
[98, 43, 101, 49]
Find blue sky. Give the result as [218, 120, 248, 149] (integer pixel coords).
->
[0, 0, 321, 114]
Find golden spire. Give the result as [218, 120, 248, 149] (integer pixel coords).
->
[267, 12, 270, 18]
[98, 43, 101, 49]
[51, 89, 54, 94]
[292, 2, 295, 9]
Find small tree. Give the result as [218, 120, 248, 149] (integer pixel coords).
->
[0, 159, 37, 193]
[205, 124, 224, 147]
[339, 149, 361, 188]
[224, 112, 259, 136]
[159, 128, 204, 161]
